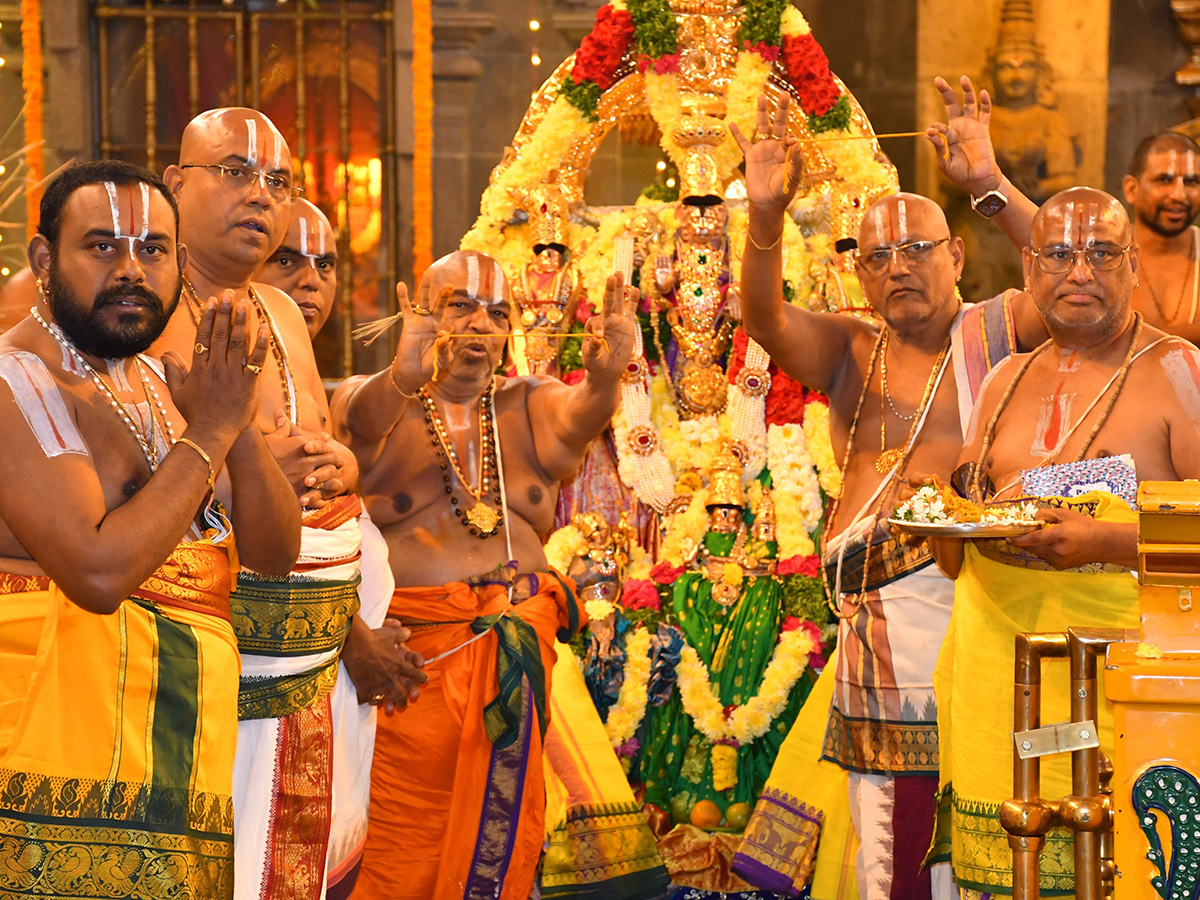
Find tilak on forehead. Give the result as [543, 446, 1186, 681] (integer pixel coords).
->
[103, 181, 151, 262]
[297, 216, 327, 265]
[1164, 149, 1197, 180]
[241, 116, 285, 171]
[871, 196, 909, 246]
[463, 255, 508, 305]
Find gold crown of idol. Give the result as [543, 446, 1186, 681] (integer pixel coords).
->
[510, 173, 571, 251]
[667, 0, 737, 14]
[706, 446, 745, 508]
[674, 116, 727, 204]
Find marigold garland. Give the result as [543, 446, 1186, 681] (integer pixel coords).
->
[411, 0, 434, 279]
[604, 626, 654, 748]
[21, 0, 44, 242]
[677, 625, 816, 747]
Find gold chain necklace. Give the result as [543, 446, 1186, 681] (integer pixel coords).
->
[182, 276, 297, 423]
[418, 382, 503, 538]
[1144, 234, 1196, 323]
[969, 312, 1144, 503]
[876, 330, 953, 474]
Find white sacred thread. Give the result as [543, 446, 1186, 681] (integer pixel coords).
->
[103, 181, 150, 261]
[244, 118, 259, 167]
[0, 351, 89, 458]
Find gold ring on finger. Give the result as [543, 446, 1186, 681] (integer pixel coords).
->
[244, 362, 263, 375]
[371, 693, 384, 704]
[752, 131, 769, 144]
[195, 342, 209, 355]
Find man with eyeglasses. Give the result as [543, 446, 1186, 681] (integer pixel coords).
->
[917, 185, 1200, 897]
[153, 108, 425, 900]
[729, 89, 1048, 900]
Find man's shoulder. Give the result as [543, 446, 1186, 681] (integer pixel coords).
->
[252, 281, 310, 340]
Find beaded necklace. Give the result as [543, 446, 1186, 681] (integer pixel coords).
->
[1143, 228, 1198, 324]
[969, 312, 1145, 504]
[182, 276, 297, 423]
[418, 381, 504, 538]
[33, 307, 174, 471]
[821, 323, 954, 619]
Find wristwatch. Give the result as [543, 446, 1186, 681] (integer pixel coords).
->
[970, 181, 1009, 218]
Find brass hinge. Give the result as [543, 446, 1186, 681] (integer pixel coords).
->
[1013, 720, 1100, 759]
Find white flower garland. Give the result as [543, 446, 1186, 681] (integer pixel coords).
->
[677, 627, 816, 746]
[604, 627, 654, 748]
[766, 422, 824, 558]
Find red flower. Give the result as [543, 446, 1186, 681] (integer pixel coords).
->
[650, 560, 685, 584]
[637, 52, 681, 75]
[777, 554, 821, 577]
[621, 578, 662, 611]
[571, 6, 635, 90]
[561, 369, 585, 386]
[780, 614, 801, 632]
[780, 34, 840, 117]
[742, 40, 780, 62]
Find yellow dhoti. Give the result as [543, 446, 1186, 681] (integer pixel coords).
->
[932, 492, 1140, 896]
[0, 543, 240, 899]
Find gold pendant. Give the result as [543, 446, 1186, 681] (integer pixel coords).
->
[875, 448, 904, 474]
[465, 501, 499, 532]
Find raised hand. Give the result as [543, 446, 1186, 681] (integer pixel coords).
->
[581, 272, 638, 380]
[926, 75, 1003, 196]
[389, 281, 447, 395]
[163, 291, 269, 443]
[730, 93, 805, 212]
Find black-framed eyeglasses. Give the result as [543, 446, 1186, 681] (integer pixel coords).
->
[854, 238, 950, 275]
[1031, 243, 1132, 274]
[180, 163, 300, 201]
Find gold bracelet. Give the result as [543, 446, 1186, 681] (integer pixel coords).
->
[747, 226, 783, 252]
[389, 365, 418, 399]
[176, 437, 216, 488]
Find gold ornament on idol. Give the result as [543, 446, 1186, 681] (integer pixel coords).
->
[876, 330, 952, 474]
[418, 382, 503, 538]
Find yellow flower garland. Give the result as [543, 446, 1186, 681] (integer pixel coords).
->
[605, 626, 654, 748]
[677, 626, 816, 747]
[544, 522, 587, 574]
[802, 401, 842, 497]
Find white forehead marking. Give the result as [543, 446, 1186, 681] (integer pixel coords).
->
[245, 118, 259, 168]
[1168, 150, 1178, 180]
[1062, 201, 1074, 247]
[896, 199, 908, 243]
[298, 217, 309, 257]
[103, 181, 150, 261]
[872, 207, 884, 242]
[466, 255, 480, 298]
[1189, 152, 1196, 178]
[492, 261, 505, 303]
[318, 222, 326, 257]
[271, 125, 283, 171]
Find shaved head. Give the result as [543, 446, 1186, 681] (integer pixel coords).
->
[417, 250, 511, 313]
[179, 108, 291, 174]
[1024, 187, 1137, 348]
[853, 192, 963, 334]
[1032, 187, 1132, 247]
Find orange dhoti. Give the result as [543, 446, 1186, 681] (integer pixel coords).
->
[353, 569, 583, 900]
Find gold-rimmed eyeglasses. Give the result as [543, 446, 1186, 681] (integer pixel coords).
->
[854, 238, 950, 275]
[180, 163, 300, 202]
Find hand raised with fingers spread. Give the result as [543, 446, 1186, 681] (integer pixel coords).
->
[730, 93, 806, 212]
[163, 290, 270, 443]
[581, 272, 638, 381]
[389, 281, 447, 395]
[926, 75, 1003, 196]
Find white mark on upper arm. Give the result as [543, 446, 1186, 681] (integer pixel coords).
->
[0, 352, 89, 458]
[1161, 346, 1200, 423]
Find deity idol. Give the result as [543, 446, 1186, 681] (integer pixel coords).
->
[509, 177, 583, 376]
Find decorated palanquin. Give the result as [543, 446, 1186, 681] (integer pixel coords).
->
[460, 0, 898, 894]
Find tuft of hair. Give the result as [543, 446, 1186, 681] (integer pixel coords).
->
[37, 159, 179, 246]
[1128, 132, 1200, 179]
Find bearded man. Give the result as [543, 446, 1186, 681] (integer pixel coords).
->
[254, 197, 390, 899]
[728, 90, 1048, 900]
[155, 108, 422, 899]
[0, 160, 300, 899]
[330, 250, 636, 900]
[926, 187, 1200, 898]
